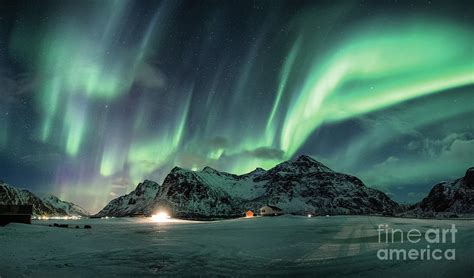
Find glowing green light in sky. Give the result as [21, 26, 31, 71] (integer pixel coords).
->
[280, 20, 474, 156]
[266, 35, 302, 132]
[11, 0, 160, 157]
[122, 93, 190, 186]
[5, 1, 474, 214]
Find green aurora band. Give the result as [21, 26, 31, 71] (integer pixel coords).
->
[3, 1, 473, 212]
[280, 19, 473, 157]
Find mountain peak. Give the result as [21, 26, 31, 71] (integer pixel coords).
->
[261, 154, 333, 177]
[295, 155, 316, 163]
[244, 167, 266, 177]
[0, 182, 90, 216]
[202, 166, 218, 173]
[253, 167, 266, 173]
[293, 155, 333, 172]
[42, 194, 61, 201]
[171, 166, 185, 173]
[465, 167, 474, 175]
[464, 167, 474, 187]
[137, 179, 159, 190]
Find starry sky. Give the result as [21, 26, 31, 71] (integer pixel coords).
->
[0, 0, 473, 213]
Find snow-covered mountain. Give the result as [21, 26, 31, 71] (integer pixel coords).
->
[42, 194, 90, 217]
[148, 155, 400, 219]
[151, 166, 258, 218]
[247, 155, 400, 215]
[95, 180, 159, 217]
[0, 181, 88, 216]
[98, 156, 400, 218]
[97, 156, 402, 219]
[407, 167, 474, 216]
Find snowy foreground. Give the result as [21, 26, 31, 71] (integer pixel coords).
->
[1, 216, 473, 277]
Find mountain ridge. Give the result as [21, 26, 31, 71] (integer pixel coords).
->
[96, 179, 159, 217]
[98, 155, 402, 218]
[41, 194, 90, 217]
[405, 167, 474, 217]
[0, 181, 90, 216]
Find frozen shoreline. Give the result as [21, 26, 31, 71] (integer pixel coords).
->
[1, 216, 473, 277]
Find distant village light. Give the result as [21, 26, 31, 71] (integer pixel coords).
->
[308, 214, 312, 218]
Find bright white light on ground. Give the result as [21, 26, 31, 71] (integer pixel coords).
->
[308, 214, 312, 218]
[151, 212, 171, 222]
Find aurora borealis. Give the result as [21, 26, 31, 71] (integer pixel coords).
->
[0, 0, 473, 213]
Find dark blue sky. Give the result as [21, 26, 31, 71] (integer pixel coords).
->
[0, 0, 473, 212]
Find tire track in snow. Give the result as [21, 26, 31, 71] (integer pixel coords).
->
[298, 222, 355, 261]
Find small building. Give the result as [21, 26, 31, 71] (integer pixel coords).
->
[0, 205, 32, 226]
[259, 205, 283, 216]
[245, 210, 254, 218]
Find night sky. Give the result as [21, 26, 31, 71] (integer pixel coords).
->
[0, 0, 473, 213]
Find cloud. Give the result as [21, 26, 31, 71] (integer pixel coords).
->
[437, 136, 474, 164]
[207, 136, 229, 149]
[109, 191, 119, 197]
[358, 133, 474, 188]
[176, 151, 212, 169]
[248, 147, 285, 160]
[110, 176, 129, 189]
[376, 156, 399, 167]
[135, 62, 166, 89]
[0, 70, 38, 105]
[329, 90, 474, 172]
[406, 140, 421, 151]
[419, 132, 473, 157]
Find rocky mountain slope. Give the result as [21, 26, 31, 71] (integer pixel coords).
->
[151, 155, 400, 218]
[407, 167, 474, 217]
[42, 194, 90, 217]
[98, 155, 401, 218]
[0, 181, 89, 216]
[95, 180, 159, 217]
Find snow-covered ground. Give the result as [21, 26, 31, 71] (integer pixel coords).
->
[0, 216, 473, 277]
